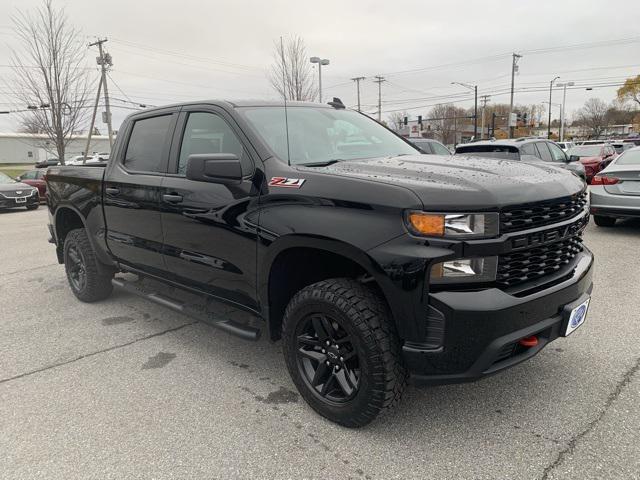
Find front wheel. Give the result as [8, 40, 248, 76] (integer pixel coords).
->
[282, 278, 407, 427]
[63, 228, 113, 302]
[593, 215, 616, 227]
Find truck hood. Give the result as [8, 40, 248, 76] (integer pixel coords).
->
[299, 154, 584, 209]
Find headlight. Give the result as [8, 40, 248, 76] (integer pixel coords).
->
[430, 256, 498, 284]
[406, 212, 498, 238]
[31, 189, 38, 196]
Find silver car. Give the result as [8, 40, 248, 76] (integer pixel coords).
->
[590, 146, 640, 226]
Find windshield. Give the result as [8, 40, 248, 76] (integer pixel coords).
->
[0, 172, 16, 184]
[455, 145, 519, 160]
[239, 106, 418, 165]
[567, 146, 602, 157]
[616, 149, 640, 165]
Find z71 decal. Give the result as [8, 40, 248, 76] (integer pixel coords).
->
[268, 177, 306, 188]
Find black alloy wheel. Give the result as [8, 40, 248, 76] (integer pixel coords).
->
[66, 243, 87, 292]
[63, 228, 114, 302]
[282, 278, 407, 427]
[296, 313, 360, 403]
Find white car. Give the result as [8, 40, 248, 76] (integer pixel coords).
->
[556, 141, 575, 151]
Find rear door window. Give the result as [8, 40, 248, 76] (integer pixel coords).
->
[124, 114, 174, 173]
[520, 143, 538, 158]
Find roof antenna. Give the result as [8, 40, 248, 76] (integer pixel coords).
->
[328, 97, 345, 109]
[280, 36, 291, 165]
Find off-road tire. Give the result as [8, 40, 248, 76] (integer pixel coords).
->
[282, 278, 407, 428]
[63, 228, 113, 302]
[593, 215, 616, 227]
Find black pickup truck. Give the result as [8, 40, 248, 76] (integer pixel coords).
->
[46, 100, 593, 427]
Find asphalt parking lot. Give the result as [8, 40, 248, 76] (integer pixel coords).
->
[1, 207, 639, 479]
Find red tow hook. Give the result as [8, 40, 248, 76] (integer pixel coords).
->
[519, 336, 539, 348]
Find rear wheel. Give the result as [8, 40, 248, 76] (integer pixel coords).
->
[282, 278, 407, 428]
[63, 228, 113, 302]
[593, 215, 616, 227]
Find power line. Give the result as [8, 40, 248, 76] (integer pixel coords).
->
[109, 38, 263, 72]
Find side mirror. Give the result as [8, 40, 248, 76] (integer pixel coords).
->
[186, 153, 242, 184]
[569, 155, 579, 162]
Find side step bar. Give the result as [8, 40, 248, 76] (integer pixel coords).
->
[111, 278, 261, 341]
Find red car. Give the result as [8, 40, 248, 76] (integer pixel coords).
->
[567, 144, 618, 183]
[15, 169, 47, 201]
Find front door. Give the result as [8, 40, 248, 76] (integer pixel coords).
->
[159, 107, 261, 311]
[103, 109, 178, 276]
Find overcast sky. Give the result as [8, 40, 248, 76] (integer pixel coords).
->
[1, 0, 639, 133]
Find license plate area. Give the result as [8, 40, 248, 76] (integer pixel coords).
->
[15, 197, 26, 203]
[562, 296, 590, 336]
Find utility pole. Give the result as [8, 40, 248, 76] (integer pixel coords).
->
[89, 38, 114, 149]
[480, 95, 491, 140]
[83, 76, 103, 162]
[547, 76, 560, 139]
[373, 76, 385, 122]
[508, 53, 522, 138]
[351, 77, 365, 112]
[491, 112, 497, 138]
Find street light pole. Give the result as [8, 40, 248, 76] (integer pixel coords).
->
[548, 76, 560, 139]
[480, 95, 490, 140]
[451, 81, 478, 139]
[310, 56, 330, 103]
[557, 82, 574, 142]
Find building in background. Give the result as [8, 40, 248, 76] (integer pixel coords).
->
[0, 133, 112, 164]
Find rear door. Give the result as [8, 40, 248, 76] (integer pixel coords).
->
[159, 106, 261, 310]
[103, 108, 179, 275]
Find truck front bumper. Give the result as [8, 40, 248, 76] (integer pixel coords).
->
[403, 249, 594, 385]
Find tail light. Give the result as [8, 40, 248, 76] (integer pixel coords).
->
[591, 175, 619, 185]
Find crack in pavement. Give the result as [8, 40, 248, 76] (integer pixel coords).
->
[3, 263, 58, 276]
[540, 355, 640, 479]
[0, 321, 199, 386]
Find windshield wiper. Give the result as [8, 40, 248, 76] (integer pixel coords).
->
[299, 159, 343, 167]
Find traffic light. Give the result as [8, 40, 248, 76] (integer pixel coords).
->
[403, 116, 408, 126]
[417, 115, 422, 125]
[522, 112, 528, 125]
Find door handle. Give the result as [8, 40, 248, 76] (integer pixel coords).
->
[162, 193, 183, 203]
[105, 187, 120, 196]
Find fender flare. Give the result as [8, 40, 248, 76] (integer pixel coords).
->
[259, 234, 402, 332]
[53, 204, 116, 271]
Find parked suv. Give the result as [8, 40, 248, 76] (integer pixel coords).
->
[455, 138, 586, 180]
[15, 169, 47, 201]
[566, 144, 618, 182]
[408, 138, 451, 155]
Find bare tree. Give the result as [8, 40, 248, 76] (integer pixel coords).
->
[268, 35, 316, 101]
[575, 98, 609, 138]
[388, 111, 409, 130]
[18, 116, 43, 134]
[9, 0, 91, 164]
[428, 103, 467, 145]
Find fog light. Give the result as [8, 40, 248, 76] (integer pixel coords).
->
[430, 257, 497, 284]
